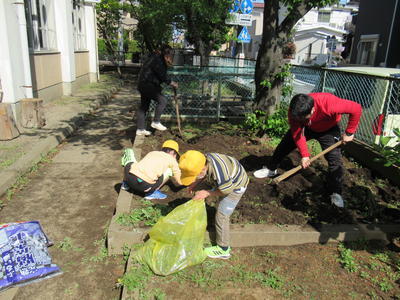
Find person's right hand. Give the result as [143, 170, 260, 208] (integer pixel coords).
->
[301, 157, 311, 169]
[170, 81, 178, 89]
[187, 182, 197, 194]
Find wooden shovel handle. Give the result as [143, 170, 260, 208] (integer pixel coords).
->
[273, 140, 343, 184]
[173, 88, 183, 137]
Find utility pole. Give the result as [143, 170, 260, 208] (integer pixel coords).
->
[117, 0, 124, 67]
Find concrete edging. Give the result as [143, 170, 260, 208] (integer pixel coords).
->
[107, 136, 400, 256]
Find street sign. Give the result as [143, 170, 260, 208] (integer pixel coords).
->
[229, 0, 240, 13]
[85, 0, 101, 3]
[240, 0, 253, 14]
[238, 26, 251, 43]
[226, 13, 253, 26]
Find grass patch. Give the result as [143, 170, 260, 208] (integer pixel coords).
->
[3, 148, 58, 204]
[116, 201, 173, 227]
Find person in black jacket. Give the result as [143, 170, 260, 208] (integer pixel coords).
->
[136, 46, 178, 136]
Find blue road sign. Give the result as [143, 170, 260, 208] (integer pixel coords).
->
[240, 0, 253, 14]
[229, 0, 240, 13]
[238, 26, 251, 43]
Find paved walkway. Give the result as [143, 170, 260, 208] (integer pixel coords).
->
[0, 77, 143, 299]
[0, 74, 124, 198]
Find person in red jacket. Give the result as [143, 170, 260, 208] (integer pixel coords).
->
[254, 93, 362, 208]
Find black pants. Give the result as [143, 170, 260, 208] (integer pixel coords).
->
[267, 125, 343, 195]
[124, 163, 164, 195]
[136, 84, 167, 130]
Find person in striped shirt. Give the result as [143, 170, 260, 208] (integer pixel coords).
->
[179, 150, 249, 259]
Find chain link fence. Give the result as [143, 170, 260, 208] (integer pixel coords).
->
[153, 67, 254, 120]
[289, 66, 400, 146]
[144, 61, 400, 147]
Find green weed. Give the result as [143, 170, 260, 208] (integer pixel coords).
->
[118, 262, 153, 292]
[173, 259, 226, 288]
[337, 243, 359, 272]
[257, 268, 285, 289]
[116, 204, 172, 227]
[56, 237, 84, 252]
[3, 148, 58, 202]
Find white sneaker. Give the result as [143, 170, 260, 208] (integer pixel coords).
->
[253, 167, 277, 178]
[151, 122, 167, 131]
[331, 193, 344, 208]
[136, 129, 151, 136]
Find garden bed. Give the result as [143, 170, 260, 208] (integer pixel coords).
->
[138, 122, 400, 226]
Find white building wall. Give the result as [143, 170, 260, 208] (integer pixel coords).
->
[84, 3, 99, 83]
[0, 0, 33, 109]
[294, 36, 327, 65]
[54, 0, 76, 95]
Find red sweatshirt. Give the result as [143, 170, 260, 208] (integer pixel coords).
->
[289, 93, 362, 158]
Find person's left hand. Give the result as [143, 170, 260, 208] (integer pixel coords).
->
[342, 133, 354, 144]
[193, 190, 210, 200]
[301, 157, 311, 169]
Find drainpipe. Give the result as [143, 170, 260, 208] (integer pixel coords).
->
[13, 1, 34, 99]
[384, 0, 398, 67]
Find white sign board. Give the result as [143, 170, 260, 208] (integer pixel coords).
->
[85, 0, 101, 3]
[226, 13, 253, 26]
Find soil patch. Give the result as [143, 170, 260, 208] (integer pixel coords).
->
[137, 122, 400, 226]
[123, 241, 400, 299]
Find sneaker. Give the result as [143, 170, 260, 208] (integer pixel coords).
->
[121, 181, 130, 191]
[331, 193, 344, 208]
[151, 122, 167, 131]
[121, 148, 136, 167]
[253, 167, 277, 178]
[136, 129, 151, 136]
[144, 190, 167, 200]
[204, 245, 231, 259]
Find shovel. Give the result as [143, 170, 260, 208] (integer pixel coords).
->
[173, 88, 184, 138]
[273, 140, 343, 184]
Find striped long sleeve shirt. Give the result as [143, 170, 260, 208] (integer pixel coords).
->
[206, 153, 249, 195]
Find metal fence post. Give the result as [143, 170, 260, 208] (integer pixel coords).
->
[321, 68, 327, 92]
[217, 75, 222, 121]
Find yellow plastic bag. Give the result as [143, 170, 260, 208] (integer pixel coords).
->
[134, 199, 207, 276]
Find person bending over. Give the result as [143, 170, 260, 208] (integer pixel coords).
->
[121, 140, 182, 200]
[179, 150, 249, 259]
[254, 93, 362, 208]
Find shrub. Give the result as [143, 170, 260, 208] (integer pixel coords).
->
[374, 128, 400, 167]
[243, 105, 289, 138]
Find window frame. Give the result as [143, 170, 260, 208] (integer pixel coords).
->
[25, 0, 57, 52]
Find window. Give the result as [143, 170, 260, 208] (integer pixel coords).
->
[318, 12, 331, 23]
[72, 0, 87, 50]
[356, 34, 379, 66]
[25, 0, 57, 51]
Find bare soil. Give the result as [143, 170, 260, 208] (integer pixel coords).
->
[138, 122, 400, 226]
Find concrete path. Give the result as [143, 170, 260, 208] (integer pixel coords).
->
[0, 74, 123, 198]
[0, 79, 139, 299]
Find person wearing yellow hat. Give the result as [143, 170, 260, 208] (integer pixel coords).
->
[121, 140, 182, 200]
[179, 150, 249, 259]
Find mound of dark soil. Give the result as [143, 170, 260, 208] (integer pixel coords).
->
[137, 123, 400, 225]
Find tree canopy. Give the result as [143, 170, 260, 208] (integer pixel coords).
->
[255, 0, 339, 114]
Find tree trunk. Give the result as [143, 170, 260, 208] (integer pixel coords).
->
[0, 103, 20, 140]
[254, 0, 312, 115]
[255, 38, 284, 115]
